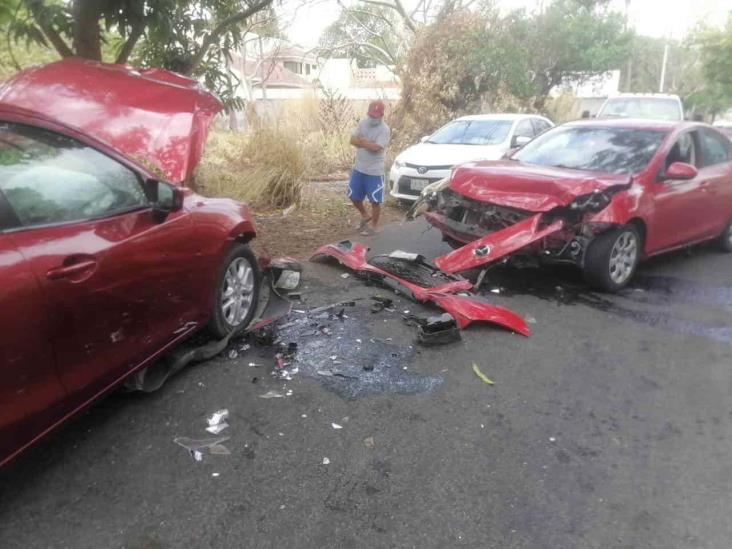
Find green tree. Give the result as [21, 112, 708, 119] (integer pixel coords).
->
[688, 17, 732, 119]
[516, 0, 631, 109]
[390, 0, 630, 147]
[1, 0, 276, 106]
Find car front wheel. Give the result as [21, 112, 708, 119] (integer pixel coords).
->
[209, 243, 261, 338]
[583, 226, 640, 292]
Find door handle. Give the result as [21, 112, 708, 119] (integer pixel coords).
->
[46, 258, 97, 280]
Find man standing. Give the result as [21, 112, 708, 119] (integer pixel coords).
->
[349, 100, 390, 235]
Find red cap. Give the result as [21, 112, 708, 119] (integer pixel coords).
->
[367, 100, 385, 118]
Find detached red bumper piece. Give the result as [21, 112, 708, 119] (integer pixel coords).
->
[310, 240, 530, 337]
[433, 214, 564, 273]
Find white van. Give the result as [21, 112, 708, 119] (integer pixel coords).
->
[596, 93, 684, 122]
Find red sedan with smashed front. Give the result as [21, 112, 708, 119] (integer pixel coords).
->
[425, 119, 732, 290]
[0, 59, 259, 466]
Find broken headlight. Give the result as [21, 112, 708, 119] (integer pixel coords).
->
[568, 191, 611, 213]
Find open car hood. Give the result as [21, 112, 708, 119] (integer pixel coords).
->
[449, 161, 631, 212]
[0, 58, 222, 184]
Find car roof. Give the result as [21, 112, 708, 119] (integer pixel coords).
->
[455, 113, 548, 122]
[562, 118, 690, 132]
[605, 93, 682, 101]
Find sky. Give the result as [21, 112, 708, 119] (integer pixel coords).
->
[284, 0, 732, 49]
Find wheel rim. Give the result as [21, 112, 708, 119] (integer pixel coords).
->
[221, 257, 255, 326]
[608, 231, 638, 285]
[726, 223, 732, 247]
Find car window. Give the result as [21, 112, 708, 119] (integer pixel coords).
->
[0, 122, 148, 228]
[665, 132, 698, 169]
[514, 119, 535, 138]
[531, 119, 551, 135]
[699, 129, 730, 167]
[513, 126, 666, 174]
[427, 120, 512, 145]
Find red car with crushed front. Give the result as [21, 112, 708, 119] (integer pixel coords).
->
[424, 119, 732, 290]
[0, 59, 261, 467]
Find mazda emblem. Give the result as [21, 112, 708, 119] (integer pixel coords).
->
[474, 245, 491, 257]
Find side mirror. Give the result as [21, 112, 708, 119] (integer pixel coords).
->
[148, 179, 184, 222]
[663, 162, 698, 181]
[512, 135, 531, 148]
[420, 135, 430, 143]
[581, 110, 591, 119]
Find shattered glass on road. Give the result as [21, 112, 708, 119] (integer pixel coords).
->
[233, 300, 444, 400]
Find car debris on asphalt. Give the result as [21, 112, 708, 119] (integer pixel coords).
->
[174, 436, 231, 462]
[310, 240, 530, 337]
[416, 313, 462, 346]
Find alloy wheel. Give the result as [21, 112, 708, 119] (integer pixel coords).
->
[608, 230, 638, 285]
[221, 257, 255, 327]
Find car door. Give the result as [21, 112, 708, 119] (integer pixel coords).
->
[0, 121, 205, 402]
[696, 127, 732, 235]
[0, 229, 67, 466]
[647, 130, 714, 251]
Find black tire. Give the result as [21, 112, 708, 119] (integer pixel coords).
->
[716, 219, 732, 252]
[583, 226, 641, 292]
[209, 243, 261, 338]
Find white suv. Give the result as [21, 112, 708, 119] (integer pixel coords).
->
[389, 113, 553, 202]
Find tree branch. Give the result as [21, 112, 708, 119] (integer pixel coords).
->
[28, 4, 73, 58]
[187, 0, 274, 75]
[362, 0, 416, 32]
[115, 22, 144, 64]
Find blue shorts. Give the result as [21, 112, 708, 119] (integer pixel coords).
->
[348, 169, 384, 203]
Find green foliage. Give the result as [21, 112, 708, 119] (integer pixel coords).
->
[391, 0, 631, 148]
[687, 16, 732, 117]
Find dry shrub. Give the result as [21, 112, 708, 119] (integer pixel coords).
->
[544, 92, 578, 124]
[195, 127, 306, 210]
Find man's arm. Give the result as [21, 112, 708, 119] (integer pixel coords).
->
[350, 135, 383, 153]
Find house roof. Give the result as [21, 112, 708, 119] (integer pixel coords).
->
[243, 59, 312, 89]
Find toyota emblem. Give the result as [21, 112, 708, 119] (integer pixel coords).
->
[417, 166, 428, 174]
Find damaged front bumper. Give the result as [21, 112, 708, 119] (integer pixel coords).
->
[425, 181, 633, 273]
[310, 240, 530, 337]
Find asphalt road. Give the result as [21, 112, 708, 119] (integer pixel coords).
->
[2, 218, 732, 549]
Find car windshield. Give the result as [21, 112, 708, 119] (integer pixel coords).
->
[512, 126, 667, 174]
[427, 120, 512, 145]
[599, 98, 682, 121]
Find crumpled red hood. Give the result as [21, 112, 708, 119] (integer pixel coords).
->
[449, 161, 630, 212]
[0, 58, 222, 184]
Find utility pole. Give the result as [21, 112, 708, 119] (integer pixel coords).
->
[624, 0, 633, 92]
[659, 41, 669, 93]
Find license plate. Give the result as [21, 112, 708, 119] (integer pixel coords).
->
[409, 178, 429, 191]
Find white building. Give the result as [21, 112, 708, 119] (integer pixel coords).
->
[227, 35, 400, 103]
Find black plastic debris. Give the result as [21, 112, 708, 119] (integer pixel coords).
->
[254, 325, 277, 346]
[402, 313, 428, 327]
[370, 295, 395, 313]
[416, 313, 461, 346]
